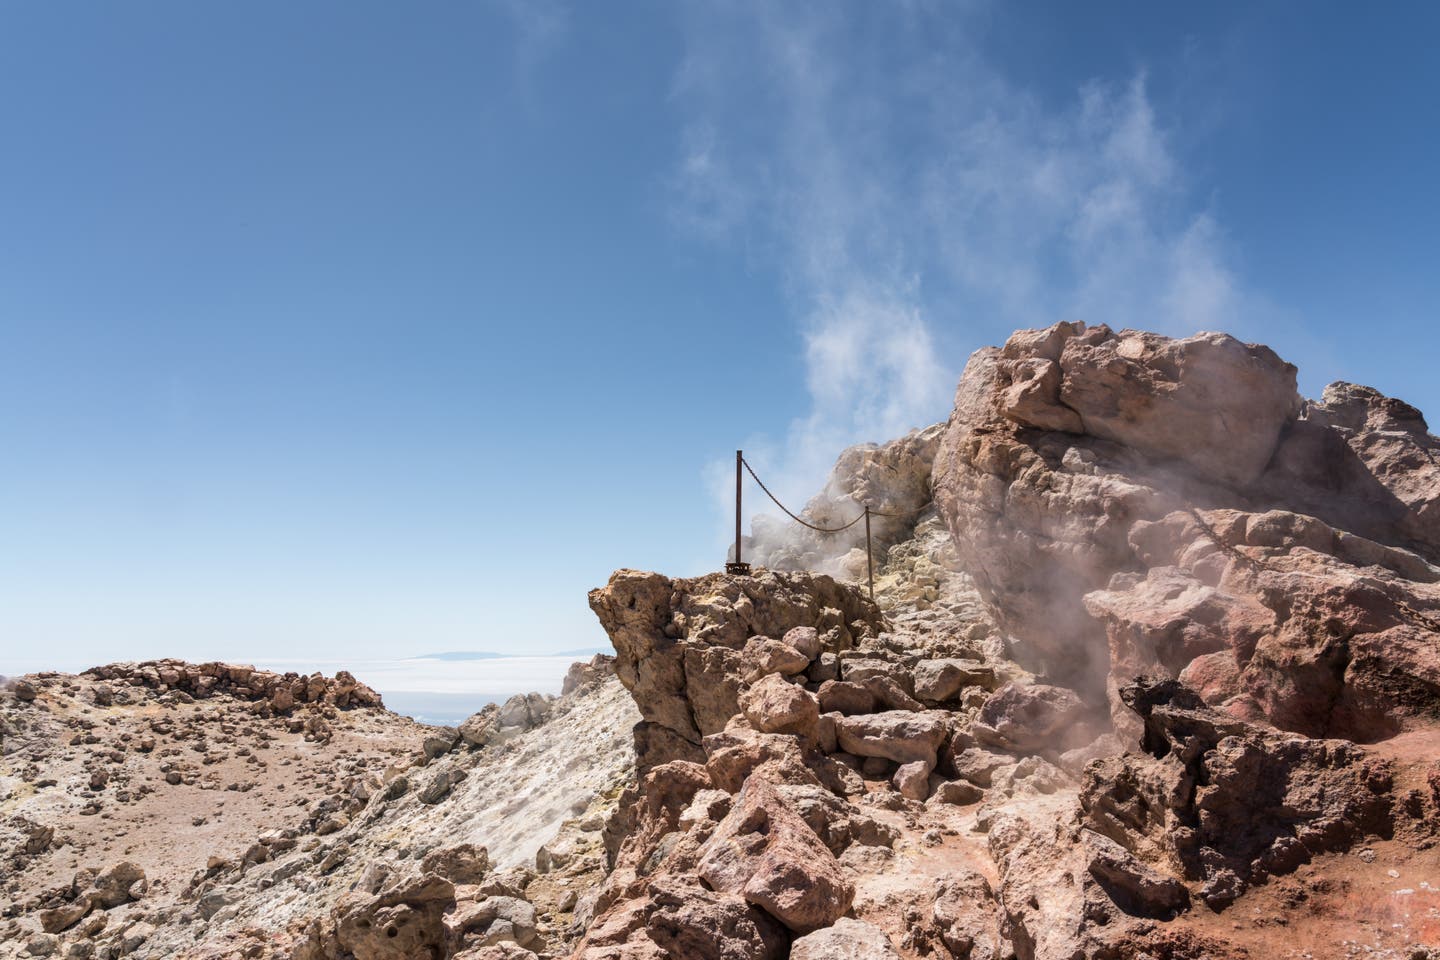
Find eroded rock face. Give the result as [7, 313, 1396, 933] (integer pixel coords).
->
[1082, 678, 1399, 909]
[589, 569, 884, 770]
[332, 871, 456, 960]
[1036, 327, 1302, 487]
[933, 321, 1440, 738]
[1085, 508, 1440, 741]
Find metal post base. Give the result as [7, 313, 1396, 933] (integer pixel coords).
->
[725, 562, 752, 576]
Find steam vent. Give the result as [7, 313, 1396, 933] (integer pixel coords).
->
[6, 323, 1440, 959]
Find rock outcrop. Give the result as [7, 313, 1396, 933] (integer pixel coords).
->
[1082, 678, 1401, 911]
[589, 569, 885, 771]
[933, 321, 1440, 743]
[81, 659, 384, 712]
[574, 321, 1440, 960]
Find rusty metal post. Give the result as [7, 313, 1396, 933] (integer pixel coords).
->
[726, 449, 751, 575]
[865, 505, 874, 601]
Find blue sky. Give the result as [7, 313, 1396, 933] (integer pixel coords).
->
[3, 1, 1437, 671]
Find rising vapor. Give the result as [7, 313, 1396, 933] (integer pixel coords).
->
[671, 2, 1249, 539]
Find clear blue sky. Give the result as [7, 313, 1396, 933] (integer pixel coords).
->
[3, 1, 1437, 671]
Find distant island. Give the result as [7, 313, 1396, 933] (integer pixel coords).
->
[551, 646, 613, 657]
[411, 647, 610, 661]
[411, 651, 506, 661]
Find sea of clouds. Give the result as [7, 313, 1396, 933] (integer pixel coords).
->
[252, 655, 582, 726]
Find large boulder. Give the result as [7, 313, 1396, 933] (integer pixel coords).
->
[834, 711, 949, 767]
[447, 896, 538, 951]
[912, 658, 999, 703]
[574, 876, 787, 960]
[90, 862, 145, 909]
[971, 682, 1093, 753]
[738, 675, 820, 739]
[38, 897, 92, 934]
[697, 777, 854, 934]
[333, 871, 456, 960]
[933, 321, 1440, 734]
[1036, 327, 1301, 487]
[790, 918, 902, 959]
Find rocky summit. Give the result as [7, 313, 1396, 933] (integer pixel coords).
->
[5, 322, 1440, 960]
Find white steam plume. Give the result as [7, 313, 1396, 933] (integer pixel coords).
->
[672, 3, 1250, 553]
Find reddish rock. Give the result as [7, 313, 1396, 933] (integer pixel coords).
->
[589, 569, 883, 766]
[1082, 679, 1396, 909]
[738, 675, 819, 740]
[934, 321, 1440, 739]
[782, 626, 822, 661]
[697, 777, 854, 934]
[911, 658, 999, 703]
[575, 876, 786, 960]
[834, 711, 948, 767]
[789, 917, 902, 959]
[892, 760, 932, 801]
[817, 680, 875, 715]
[858, 676, 923, 712]
[971, 682, 1092, 753]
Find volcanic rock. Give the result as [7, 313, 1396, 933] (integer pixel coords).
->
[892, 760, 932, 800]
[420, 843, 491, 885]
[332, 871, 455, 960]
[738, 674, 820, 739]
[834, 711, 948, 767]
[933, 320, 1440, 741]
[448, 895, 539, 950]
[8, 321, 1440, 960]
[589, 568, 883, 765]
[90, 861, 145, 909]
[970, 682, 1092, 753]
[790, 917, 903, 958]
[817, 680, 876, 715]
[912, 658, 998, 703]
[1082, 678, 1399, 907]
[930, 869, 1003, 960]
[697, 776, 854, 933]
[38, 897, 92, 934]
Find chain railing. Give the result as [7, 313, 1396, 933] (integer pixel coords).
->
[725, 449, 907, 601]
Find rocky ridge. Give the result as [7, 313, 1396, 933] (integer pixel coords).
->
[574, 323, 1440, 959]
[5, 321, 1440, 959]
[2, 657, 638, 960]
